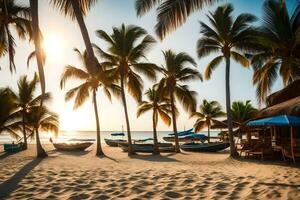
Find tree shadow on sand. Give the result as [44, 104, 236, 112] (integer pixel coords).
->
[0, 152, 14, 160]
[0, 158, 43, 198]
[48, 149, 91, 157]
[131, 154, 180, 162]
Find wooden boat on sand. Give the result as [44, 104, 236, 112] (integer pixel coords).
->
[52, 142, 93, 151]
[180, 142, 230, 152]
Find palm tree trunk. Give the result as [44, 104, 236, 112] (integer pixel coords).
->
[30, 0, 47, 158]
[225, 57, 238, 157]
[120, 75, 134, 156]
[207, 123, 210, 143]
[22, 111, 27, 150]
[152, 111, 160, 155]
[170, 93, 180, 153]
[93, 89, 104, 156]
[70, 0, 96, 73]
[35, 128, 47, 157]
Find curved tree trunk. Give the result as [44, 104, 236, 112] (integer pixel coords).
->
[35, 128, 47, 158]
[120, 75, 134, 156]
[152, 111, 160, 155]
[93, 89, 104, 156]
[30, 0, 47, 158]
[22, 111, 28, 150]
[70, 0, 97, 73]
[225, 57, 238, 157]
[170, 93, 180, 153]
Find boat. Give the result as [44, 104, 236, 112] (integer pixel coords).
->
[104, 132, 127, 147]
[180, 142, 230, 152]
[3, 143, 23, 153]
[118, 142, 175, 153]
[163, 132, 208, 143]
[52, 142, 93, 151]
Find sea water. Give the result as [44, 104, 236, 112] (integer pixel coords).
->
[0, 130, 220, 144]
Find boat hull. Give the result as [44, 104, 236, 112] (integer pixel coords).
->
[53, 142, 93, 151]
[119, 143, 174, 153]
[104, 139, 127, 147]
[180, 142, 230, 152]
[163, 136, 203, 143]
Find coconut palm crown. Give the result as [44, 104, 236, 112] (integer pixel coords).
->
[135, 0, 219, 39]
[191, 99, 225, 142]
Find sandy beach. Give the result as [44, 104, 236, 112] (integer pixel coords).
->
[0, 145, 299, 200]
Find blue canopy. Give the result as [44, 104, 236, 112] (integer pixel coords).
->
[111, 133, 125, 136]
[247, 115, 300, 126]
[169, 128, 193, 136]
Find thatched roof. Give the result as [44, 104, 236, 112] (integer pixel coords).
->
[267, 79, 300, 106]
[256, 96, 300, 119]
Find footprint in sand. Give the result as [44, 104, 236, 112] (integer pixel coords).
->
[164, 191, 182, 198]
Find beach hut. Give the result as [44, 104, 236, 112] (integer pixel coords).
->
[247, 115, 300, 163]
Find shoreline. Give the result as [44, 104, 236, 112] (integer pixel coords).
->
[1, 144, 300, 199]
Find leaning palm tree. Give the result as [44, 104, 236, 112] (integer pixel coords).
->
[137, 87, 172, 155]
[231, 100, 258, 140]
[250, 0, 300, 104]
[0, 0, 32, 72]
[12, 74, 51, 150]
[157, 50, 202, 153]
[135, 0, 219, 40]
[50, 0, 98, 74]
[0, 87, 21, 140]
[60, 48, 120, 156]
[197, 4, 258, 156]
[191, 99, 225, 143]
[25, 105, 59, 157]
[94, 24, 157, 156]
[29, 0, 47, 157]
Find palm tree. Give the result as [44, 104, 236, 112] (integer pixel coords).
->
[0, 0, 32, 72]
[12, 74, 51, 150]
[137, 87, 172, 155]
[29, 0, 47, 157]
[157, 50, 202, 153]
[50, 0, 98, 74]
[135, 0, 219, 40]
[197, 4, 258, 156]
[191, 99, 224, 142]
[250, 0, 300, 104]
[94, 24, 157, 156]
[60, 48, 119, 156]
[25, 105, 59, 157]
[0, 87, 21, 139]
[231, 100, 258, 140]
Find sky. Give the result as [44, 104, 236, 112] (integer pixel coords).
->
[0, 0, 298, 132]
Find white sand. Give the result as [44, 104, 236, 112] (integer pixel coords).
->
[0, 144, 300, 199]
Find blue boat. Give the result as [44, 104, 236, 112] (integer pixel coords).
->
[180, 142, 230, 152]
[105, 132, 127, 147]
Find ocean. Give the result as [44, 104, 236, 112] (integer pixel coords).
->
[0, 130, 220, 144]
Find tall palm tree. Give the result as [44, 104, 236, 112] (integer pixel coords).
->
[157, 50, 202, 153]
[25, 105, 59, 157]
[29, 0, 47, 157]
[191, 99, 224, 142]
[250, 0, 300, 104]
[60, 48, 120, 156]
[12, 74, 51, 150]
[135, 0, 219, 40]
[197, 4, 258, 156]
[231, 100, 258, 140]
[50, 0, 98, 74]
[94, 24, 157, 156]
[0, 0, 32, 72]
[137, 87, 172, 155]
[0, 87, 21, 139]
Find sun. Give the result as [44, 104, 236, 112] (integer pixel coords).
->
[43, 34, 64, 60]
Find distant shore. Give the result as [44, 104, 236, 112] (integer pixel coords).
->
[0, 144, 300, 199]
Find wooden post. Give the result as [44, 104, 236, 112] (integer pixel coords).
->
[291, 127, 295, 163]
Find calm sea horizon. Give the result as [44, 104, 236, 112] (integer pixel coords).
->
[0, 130, 220, 144]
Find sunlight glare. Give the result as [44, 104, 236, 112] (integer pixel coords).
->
[43, 34, 64, 61]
